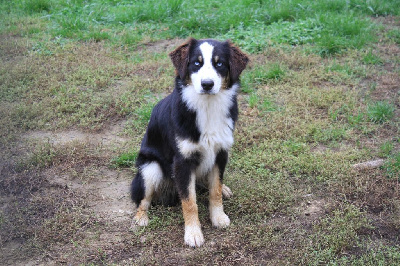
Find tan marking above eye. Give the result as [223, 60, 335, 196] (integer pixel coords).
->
[198, 55, 203, 63]
[214, 55, 219, 63]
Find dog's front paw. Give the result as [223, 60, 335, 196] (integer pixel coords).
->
[211, 211, 230, 228]
[222, 184, 233, 198]
[184, 225, 204, 247]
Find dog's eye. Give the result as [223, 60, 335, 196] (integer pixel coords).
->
[216, 62, 223, 67]
[194, 61, 200, 66]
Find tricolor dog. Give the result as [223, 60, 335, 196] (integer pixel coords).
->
[130, 38, 249, 247]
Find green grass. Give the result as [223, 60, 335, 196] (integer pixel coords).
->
[388, 29, 400, 44]
[1, 0, 399, 52]
[242, 63, 286, 93]
[383, 152, 400, 178]
[309, 205, 370, 256]
[111, 152, 138, 168]
[362, 50, 383, 65]
[367, 101, 395, 123]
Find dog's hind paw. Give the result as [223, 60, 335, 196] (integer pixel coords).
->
[131, 212, 149, 227]
[184, 225, 204, 247]
[222, 184, 233, 198]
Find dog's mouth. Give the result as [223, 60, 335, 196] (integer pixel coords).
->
[199, 90, 217, 95]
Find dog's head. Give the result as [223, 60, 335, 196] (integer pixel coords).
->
[169, 38, 249, 95]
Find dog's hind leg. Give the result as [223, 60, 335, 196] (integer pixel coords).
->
[131, 161, 163, 227]
[221, 184, 233, 198]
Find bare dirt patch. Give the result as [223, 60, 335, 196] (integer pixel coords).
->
[23, 120, 128, 147]
[140, 38, 185, 53]
[0, 120, 138, 265]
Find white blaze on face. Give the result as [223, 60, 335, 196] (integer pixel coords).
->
[190, 42, 223, 95]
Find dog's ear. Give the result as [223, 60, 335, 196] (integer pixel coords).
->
[228, 40, 249, 83]
[169, 38, 196, 80]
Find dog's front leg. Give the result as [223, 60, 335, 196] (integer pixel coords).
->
[181, 173, 204, 247]
[209, 166, 230, 228]
[174, 158, 204, 247]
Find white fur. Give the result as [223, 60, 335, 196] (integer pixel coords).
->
[184, 173, 204, 247]
[176, 137, 201, 158]
[141, 162, 163, 193]
[190, 42, 223, 95]
[180, 82, 238, 178]
[210, 205, 230, 228]
[184, 224, 204, 247]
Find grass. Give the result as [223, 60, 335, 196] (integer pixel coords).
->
[0, 0, 400, 264]
[111, 152, 138, 168]
[384, 152, 400, 179]
[367, 101, 396, 123]
[1, 0, 398, 52]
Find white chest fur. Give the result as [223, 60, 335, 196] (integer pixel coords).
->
[178, 84, 238, 178]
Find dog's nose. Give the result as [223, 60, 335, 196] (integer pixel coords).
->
[201, 79, 214, 91]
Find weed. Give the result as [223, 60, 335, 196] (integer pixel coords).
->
[307, 124, 348, 144]
[24, 140, 56, 169]
[367, 101, 395, 123]
[111, 152, 138, 168]
[261, 98, 278, 112]
[388, 29, 400, 44]
[23, 0, 52, 14]
[347, 111, 364, 127]
[133, 101, 156, 129]
[383, 152, 400, 179]
[242, 64, 285, 93]
[248, 92, 259, 108]
[379, 141, 394, 158]
[362, 50, 383, 65]
[84, 30, 111, 42]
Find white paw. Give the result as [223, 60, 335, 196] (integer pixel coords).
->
[133, 212, 149, 227]
[211, 209, 230, 228]
[184, 225, 204, 247]
[222, 184, 233, 199]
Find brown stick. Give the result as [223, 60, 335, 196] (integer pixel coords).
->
[352, 159, 385, 170]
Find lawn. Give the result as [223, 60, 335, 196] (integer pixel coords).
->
[1, 0, 399, 264]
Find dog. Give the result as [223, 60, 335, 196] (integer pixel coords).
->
[130, 38, 248, 247]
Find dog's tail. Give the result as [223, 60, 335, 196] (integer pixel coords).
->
[130, 172, 145, 208]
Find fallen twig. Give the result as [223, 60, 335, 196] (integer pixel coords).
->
[352, 159, 385, 170]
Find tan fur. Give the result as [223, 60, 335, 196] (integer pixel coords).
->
[133, 198, 151, 226]
[181, 198, 201, 227]
[209, 167, 223, 207]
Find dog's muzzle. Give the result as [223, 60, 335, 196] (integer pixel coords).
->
[201, 79, 214, 92]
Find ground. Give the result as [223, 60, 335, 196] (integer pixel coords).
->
[1, 8, 400, 265]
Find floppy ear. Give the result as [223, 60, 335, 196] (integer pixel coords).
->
[169, 38, 196, 80]
[228, 40, 249, 82]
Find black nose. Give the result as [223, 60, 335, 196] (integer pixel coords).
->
[201, 79, 214, 91]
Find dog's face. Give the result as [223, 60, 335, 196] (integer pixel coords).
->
[187, 41, 230, 95]
[169, 39, 249, 95]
